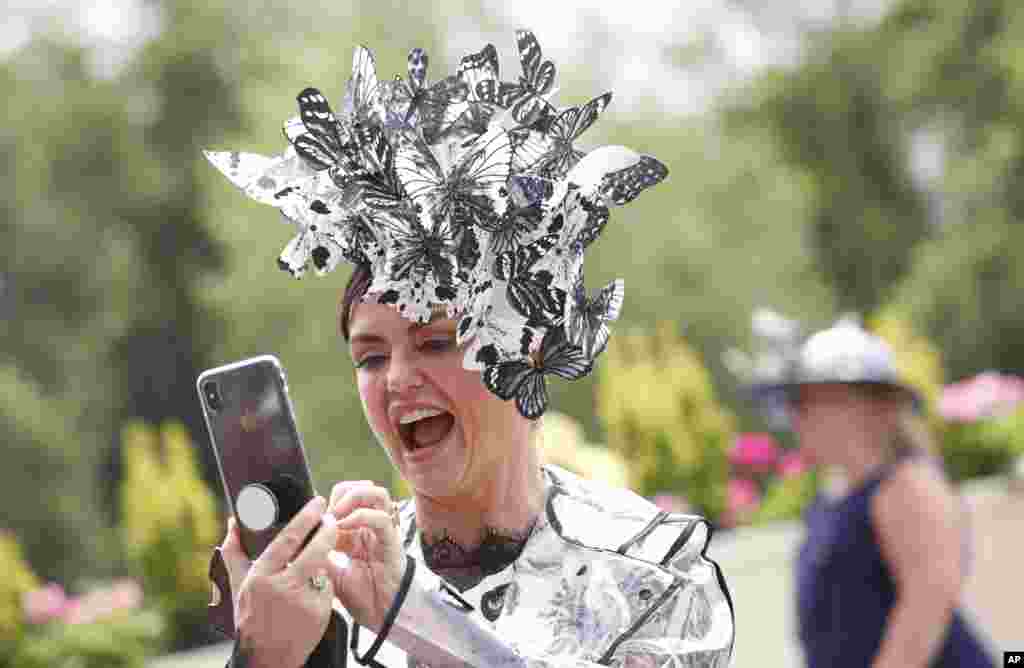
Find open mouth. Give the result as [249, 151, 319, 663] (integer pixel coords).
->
[397, 407, 456, 451]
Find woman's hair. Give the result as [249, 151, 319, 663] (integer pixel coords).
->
[858, 383, 937, 460]
[338, 262, 374, 341]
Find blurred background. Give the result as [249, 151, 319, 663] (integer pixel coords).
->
[2, 0, 1022, 665]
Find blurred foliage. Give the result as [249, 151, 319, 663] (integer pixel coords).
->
[0, 532, 40, 651]
[751, 469, 820, 525]
[1, 531, 162, 668]
[598, 322, 735, 521]
[536, 412, 631, 488]
[120, 421, 220, 651]
[869, 309, 945, 417]
[724, 0, 1024, 381]
[942, 408, 1024, 481]
[8, 611, 163, 668]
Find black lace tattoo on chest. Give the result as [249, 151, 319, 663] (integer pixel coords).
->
[420, 524, 534, 592]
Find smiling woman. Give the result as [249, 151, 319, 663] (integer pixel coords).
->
[203, 28, 733, 668]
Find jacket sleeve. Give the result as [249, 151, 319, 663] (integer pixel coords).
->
[353, 517, 734, 668]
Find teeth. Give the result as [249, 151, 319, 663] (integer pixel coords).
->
[398, 407, 444, 425]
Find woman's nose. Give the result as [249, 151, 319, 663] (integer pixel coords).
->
[386, 351, 425, 394]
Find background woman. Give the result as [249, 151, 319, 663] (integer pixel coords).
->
[751, 318, 994, 668]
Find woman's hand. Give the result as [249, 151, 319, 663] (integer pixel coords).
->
[326, 480, 406, 632]
[219, 496, 339, 668]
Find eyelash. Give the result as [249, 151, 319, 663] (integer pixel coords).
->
[354, 338, 454, 370]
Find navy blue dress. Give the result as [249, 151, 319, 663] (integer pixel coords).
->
[795, 455, 995, 668]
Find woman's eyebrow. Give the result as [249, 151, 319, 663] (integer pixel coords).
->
[350, 321, 446, 346]
[348, 333, 388, 346]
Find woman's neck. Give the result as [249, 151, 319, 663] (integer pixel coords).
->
[412, 450, 547, 590]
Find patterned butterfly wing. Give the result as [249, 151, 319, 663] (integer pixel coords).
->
[600, 155, 669, 206]
[342, 46, 384, 123]
[350, 123, 405, 209]
[458, 44, 500, 100]
[475, 79, 525, 109]
[539, 92, 612, 178]
[515, 30, 556, 95]
[536, 325, 594, 382]
[565, 276, 624, 359]
[289, 88, 344, 170]
[203, 149, 318, 207]
[447, 127, 513, 230]
[496, 234, 564, 322]
[482, 359, 536, 401]
[393, 138, 446, 214]
[418, 76, 470, 142]
[513, 371, 550, 420]
[510, 127, 554, 172]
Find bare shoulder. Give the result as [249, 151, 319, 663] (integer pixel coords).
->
[870, 455, 962, 589]
[872, 455, 956, 520]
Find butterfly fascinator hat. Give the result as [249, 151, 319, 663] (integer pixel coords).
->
[204, 30, 668, 420]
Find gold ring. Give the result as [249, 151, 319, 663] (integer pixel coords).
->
[309, 573, 329, 593]
[390, 501, 400, 528]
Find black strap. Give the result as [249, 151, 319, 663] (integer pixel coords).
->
[350, 555, 417, 667]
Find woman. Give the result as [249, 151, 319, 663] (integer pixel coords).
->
[748, 317, 994, 668]
[204, 30, 734, 668]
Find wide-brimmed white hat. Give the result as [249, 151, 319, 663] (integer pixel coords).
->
[728, 313, 921, 428]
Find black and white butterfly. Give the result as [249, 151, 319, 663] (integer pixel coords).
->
[599, 154, 669, 205]
[389, 48, 469, 139]
[345, 122, 406, 210]
[457, 43, 500, 102]
[475, 30, 557, 126]
[394, 125, 512, 231]
[561, 145, 669, 207]
[457, 279, 534, 369]
[202, 148, 318, 207]
[276, 203, 353, 278]
[534, 92, 612, 178]
[473, 174, 551, 256]
[563, 273, 624, 359]
[493, 233, 564, 325]
[369, 208, 463, 322]
[287, 88, 362, 184]
[377, 208, 458, 288]
[341, 46, 386, 125]
[481, 325, 593, 419]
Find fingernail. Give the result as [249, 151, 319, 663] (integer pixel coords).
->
[312, 496, 326, 510]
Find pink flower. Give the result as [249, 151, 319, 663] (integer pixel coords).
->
[722, 477, 761, 527]
[729, 433, 780, 473]
[650, 493, 692, 514]
[62, 579, 143, 625]
[777, 450, 808, 478]
[108, 578, 143, 612]
[22, 583, 68, 625]
[939, 372, 1024, 422]
[728, 477, 761, 510]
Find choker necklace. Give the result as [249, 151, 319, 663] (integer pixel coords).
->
[420, 521, 537, 592]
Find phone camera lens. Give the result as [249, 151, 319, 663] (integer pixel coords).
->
[203, 381, 223, 411]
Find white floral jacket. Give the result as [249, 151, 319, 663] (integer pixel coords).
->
[343, 465, 735, 668]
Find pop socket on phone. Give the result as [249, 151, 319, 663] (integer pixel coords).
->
[236, 483, 278, 532]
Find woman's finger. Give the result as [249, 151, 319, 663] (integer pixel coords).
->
[289, 513, 339, 583]
[251, 496, 326, 577]
[327, 480, 375, 515]
[330, 484, 392, 522]
[334, 507, 398, 556]
[220, 516, 251, 597]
